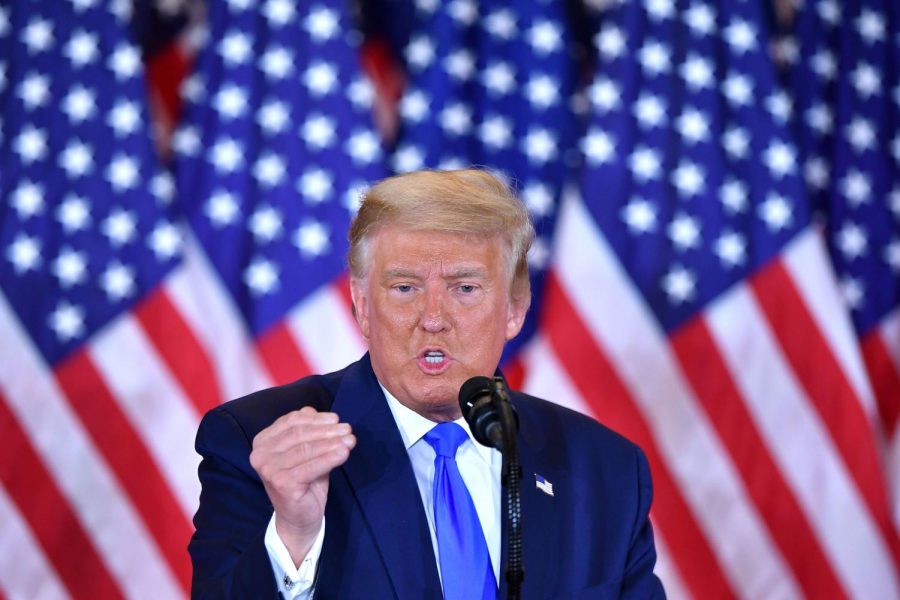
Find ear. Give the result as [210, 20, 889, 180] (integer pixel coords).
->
[504, 293, 529, 341]
[349, 277, 371, 339]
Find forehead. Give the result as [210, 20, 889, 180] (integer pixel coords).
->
[368, 227, 505, 273]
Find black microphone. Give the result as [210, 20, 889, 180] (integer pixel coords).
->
[459, 375, 526, 599]
[458, 376, 503, 449]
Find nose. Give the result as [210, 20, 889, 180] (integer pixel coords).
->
[419, 287, 449, 333]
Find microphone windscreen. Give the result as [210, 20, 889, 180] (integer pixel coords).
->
[458, 376, 493, 418]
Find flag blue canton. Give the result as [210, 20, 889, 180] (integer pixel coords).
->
[786, 0, 900, 336]
[390, 0, 580, 355]
[172, 0, 386, 336]
[580, 0, 810, 333]
[0, 0, 179, 365]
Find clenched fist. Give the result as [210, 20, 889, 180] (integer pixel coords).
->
[249, 406, 356, 566]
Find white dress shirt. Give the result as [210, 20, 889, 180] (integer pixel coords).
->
[264, 385, 502, 599]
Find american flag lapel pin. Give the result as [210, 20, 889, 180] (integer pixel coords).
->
[535, 473, 554, 496]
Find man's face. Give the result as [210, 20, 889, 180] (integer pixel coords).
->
[350, 227, 527, 421]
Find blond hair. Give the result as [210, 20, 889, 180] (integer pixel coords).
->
[348, 169, 534, 303]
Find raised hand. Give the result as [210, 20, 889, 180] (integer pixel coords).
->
[249, 406, 356, 565]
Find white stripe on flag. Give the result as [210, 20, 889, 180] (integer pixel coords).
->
[89, 314, 202, 519]
[287, 283, 367, 374]
[782, 229, 878, 416]
[167, 238, 272, 401]
[553, 188, 801, 598]
[0, 484, 70, 600]
[706, 279, 900, 599]
[0, 292, 184, 600]
[520, 334, 593, 417]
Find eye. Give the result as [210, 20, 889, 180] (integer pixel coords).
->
[457, 284, 478, 293]
[394, 284, 414, 293]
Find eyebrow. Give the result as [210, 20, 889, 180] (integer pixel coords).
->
[380, 266, 488, 281]
[443, 267, 488, 279]
[381, 269, 422, 282]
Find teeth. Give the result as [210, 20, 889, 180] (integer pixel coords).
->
[424, 351, 444, 364]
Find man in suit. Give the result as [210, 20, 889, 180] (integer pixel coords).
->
[189, 169, 666, 599]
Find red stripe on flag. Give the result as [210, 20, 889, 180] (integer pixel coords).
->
[752, 262, 900, 565]
[257, 321, 311, 385]
[359, 36, 405, 142]
[671, 317, 848, 599]
[55, 351, 193, 594]
[861, 331, 900, 439]
[134, 287, 222, 416]
[0, 392, 124, 600]
[541, 273, 736, 599]
[146, 42, 191, 141]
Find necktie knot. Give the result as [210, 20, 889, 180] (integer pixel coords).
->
[424, 422, 468, 458]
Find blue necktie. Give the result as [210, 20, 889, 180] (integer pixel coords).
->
[424, 422, 497, 600]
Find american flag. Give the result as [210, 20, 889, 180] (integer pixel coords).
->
[516, 0, 900, 596]
[2, 0, 900, 599]
[0, 0, 195, 597]
[782, 0, 900, 535]
[0, 0, 382, 597]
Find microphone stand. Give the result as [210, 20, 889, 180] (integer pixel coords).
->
[491, 377, 523, 600]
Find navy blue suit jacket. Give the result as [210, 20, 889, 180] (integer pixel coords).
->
[189, 354, 665, 599]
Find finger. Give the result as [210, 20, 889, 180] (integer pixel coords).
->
[255, 427, 355, 467]
[273, 431, 356, 468]
[255, 409, 343, 444]
[281, 435, 356, 483]
[259, 434, 356, 485]
[273, 408, 341, 432]
[256, 421, 353, 455]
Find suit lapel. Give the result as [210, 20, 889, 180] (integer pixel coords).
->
[499, 406, 561, 600]
[331, 355, 442, 599]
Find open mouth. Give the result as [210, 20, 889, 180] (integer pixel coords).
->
[423, 350, 444, 364]
[418, 349, 451, 373]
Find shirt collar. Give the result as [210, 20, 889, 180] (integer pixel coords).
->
[379, 383, 496, 465]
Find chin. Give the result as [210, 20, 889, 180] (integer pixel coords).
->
[412, 381, 461, 419]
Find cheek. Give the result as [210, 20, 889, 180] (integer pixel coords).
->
[372, 302, 418, 334]
[467, 310, 511, 349]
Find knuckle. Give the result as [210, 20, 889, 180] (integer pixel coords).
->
[297, 439, 316, 460]
[256, 462, 275, 483]
[251, 430, 267, 450]
[332, 445, 349, 462]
